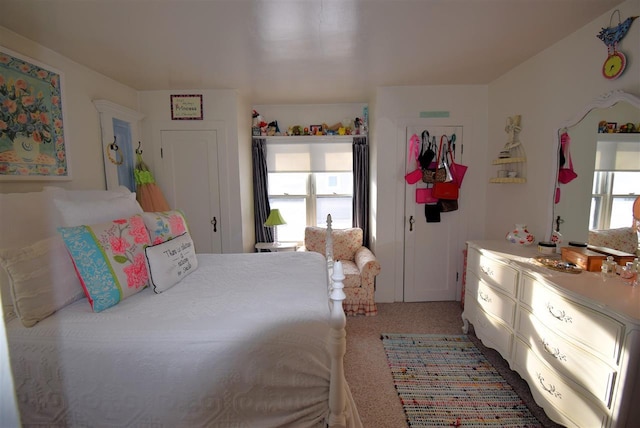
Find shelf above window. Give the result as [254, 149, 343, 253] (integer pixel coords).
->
[492, 157, 526, 165]
[489, 177, 526, 184]
[253, 135, 362, 144]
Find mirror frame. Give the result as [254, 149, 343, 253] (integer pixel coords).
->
[548, 90, 640, 240]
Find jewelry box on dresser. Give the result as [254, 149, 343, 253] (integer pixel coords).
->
[462, 240, 640, 428]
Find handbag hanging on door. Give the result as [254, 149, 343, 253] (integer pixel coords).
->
[432, 135, 459, 200]
[404, 134, 423, 184]
[558, 131, 578, 184]
[446, 133, 468, 188]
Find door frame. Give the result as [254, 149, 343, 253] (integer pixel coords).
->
[149, 120, 230, 252]
[93, 100, 144, 191]
[392, 116, 471, 303]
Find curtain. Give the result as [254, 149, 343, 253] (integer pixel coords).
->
[353, 136, 369, 246]
[252, 138, 272, 244]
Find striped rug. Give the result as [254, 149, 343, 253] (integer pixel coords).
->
[381, 334, 542, 427]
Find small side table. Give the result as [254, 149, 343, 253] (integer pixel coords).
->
[255, 242, 298, 252]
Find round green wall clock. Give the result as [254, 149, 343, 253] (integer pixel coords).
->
[602, 51, 626, 80]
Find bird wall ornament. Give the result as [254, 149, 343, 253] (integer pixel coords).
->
[597, 11, 637, 80]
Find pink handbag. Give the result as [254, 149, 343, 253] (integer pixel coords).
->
[405, 134, 423, 184]
[405, 168, 423, 184]
[558, 132, 578, 184]
[416, 187, 438, 204]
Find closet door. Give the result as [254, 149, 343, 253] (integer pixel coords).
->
[403, 125, 464, 301]
[161, 130, 222, 254]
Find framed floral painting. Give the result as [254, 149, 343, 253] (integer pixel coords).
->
[0, 47, 70, 180]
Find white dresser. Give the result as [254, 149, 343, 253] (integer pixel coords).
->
[462, 240, 640, 428]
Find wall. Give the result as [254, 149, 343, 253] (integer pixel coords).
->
[373, 85, 489, 302]
[486, 0, 640, 242]
[0, 26, 139, 194]
[138, 90, 252, 253]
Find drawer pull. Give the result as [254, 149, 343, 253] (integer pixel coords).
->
[546, 303, 573, 324]
[541, 339, 567, 361]
[480, 265, 494, 277]
[537, 373, 562, 399]
[479, 291, 492, 303]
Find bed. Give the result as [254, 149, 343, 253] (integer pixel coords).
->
[0, 187, 361, 427]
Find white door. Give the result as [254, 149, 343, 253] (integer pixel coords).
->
[161, 130, 222, 254]
[403, 125, 463, 301]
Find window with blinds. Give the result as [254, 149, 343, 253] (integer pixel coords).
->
[591, 134, 640, 229]
[266, 138, 353, 243]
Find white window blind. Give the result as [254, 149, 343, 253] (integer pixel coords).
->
[595, 134, 640, 171]
[266, 138, 352, 172]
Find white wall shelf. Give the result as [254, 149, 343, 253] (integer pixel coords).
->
[253, 135, 361, 144]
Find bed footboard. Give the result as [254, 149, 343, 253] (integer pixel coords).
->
[325, 214, 348, 428]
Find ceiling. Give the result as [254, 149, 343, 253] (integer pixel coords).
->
[0, 0, 625, 104]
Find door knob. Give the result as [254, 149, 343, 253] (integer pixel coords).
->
[409, 215, 415, 231]
[211, 217, 217, 232]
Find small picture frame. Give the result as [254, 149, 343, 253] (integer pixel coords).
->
[310, 124, 323, 135]
[606, 122, 618, 133]
[170, 94, 203, 120]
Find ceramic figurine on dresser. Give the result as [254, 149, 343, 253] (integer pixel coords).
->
[505, 224, 535, 246]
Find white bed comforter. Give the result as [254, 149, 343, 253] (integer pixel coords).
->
[7, 251, 360, 427]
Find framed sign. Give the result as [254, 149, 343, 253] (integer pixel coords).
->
[0, 46, 71, 180]
[170, 94, 203, 120]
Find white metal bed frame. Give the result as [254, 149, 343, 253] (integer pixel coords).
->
[325, 213, 350, 427]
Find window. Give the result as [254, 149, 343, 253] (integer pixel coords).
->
[590, 135, 640, 230]
[267, 138, 353, 243]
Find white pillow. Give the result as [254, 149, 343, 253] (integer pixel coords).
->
[54, 194, 143, 227]
[144, 232, 198, 293]
[44, 185, 133, 202]
[0, 190, 59, 323]
[0, 236, 85, 327]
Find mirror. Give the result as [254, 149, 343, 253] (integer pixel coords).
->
[551, 90, 640, 244]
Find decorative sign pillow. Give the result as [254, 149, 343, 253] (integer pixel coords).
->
[141, 210, 190, 245]
[0, 235, 85, 327]
[58, 215, 151, 312]
[144, 232, 198, 293]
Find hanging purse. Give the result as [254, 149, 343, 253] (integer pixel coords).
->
[431, 136, 459, 200]
[418, 130, 435, 169]
[422, 135, 449, 183]
[439, 198, 458, 212]
[432, 181, 459, 200]
[404, 134, 423, 184]
[415, 187, 438, 204]
[446, 134, 468, 188]
[558, 132, 578, 184]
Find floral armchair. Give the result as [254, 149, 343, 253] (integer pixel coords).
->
[302, 226, 381, 316]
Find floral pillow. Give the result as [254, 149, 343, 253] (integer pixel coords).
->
[58, 215, 151, 312]
[141, 210, 190, 245]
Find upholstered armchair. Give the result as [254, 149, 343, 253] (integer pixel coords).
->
[588, 197, 640, 256]
[302, 226, 381, 316]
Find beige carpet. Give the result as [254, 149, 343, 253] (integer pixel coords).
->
[344, 301, 563, 428]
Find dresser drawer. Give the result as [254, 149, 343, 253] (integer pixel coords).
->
[517, 308, 616, 406]
[513, 338, 608, 428]
[467, 247, 518, 297]
[520, 273, 624, 363]
[467, 273, 516, 327]
[471, 301, 513, 358]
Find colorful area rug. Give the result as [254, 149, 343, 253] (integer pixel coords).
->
[381, 334, 542, 427]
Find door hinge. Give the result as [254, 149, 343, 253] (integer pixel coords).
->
[160, 147, 163, 158]
[460, 144, 464, 155]
[456, 271, 459, 282]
